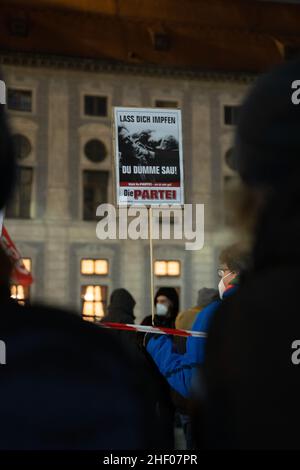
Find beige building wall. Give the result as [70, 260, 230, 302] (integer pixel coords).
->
[1, 57, 251, 322]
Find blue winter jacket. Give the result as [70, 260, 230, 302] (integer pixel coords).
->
[146, 289, 235, 398]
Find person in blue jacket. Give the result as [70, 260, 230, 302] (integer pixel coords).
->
[145, 244, 250, 398]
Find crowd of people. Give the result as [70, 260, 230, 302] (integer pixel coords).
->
[1, 59, 300, 449]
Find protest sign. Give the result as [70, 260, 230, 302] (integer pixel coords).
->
[113, 107, 184, 206]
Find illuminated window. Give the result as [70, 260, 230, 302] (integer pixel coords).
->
[10, 257, 31, 306]
[81, 285, 108, 322]
[10, 285, 30, 305]
[22, 258, 32, 272]
[81, 259, 109, 276]
[154, 260, 181, 277]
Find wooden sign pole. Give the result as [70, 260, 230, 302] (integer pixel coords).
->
[148, 207, 155, 325]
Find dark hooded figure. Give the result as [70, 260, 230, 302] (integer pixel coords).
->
[201, 59, 300, 450]
[101, 288, 137, 351]
[103, 288, 175, 447]
[104, 288, 136, 324]
[0, 95, 169, 451]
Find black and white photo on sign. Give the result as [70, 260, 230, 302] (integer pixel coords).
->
[118, 124, 180, 183]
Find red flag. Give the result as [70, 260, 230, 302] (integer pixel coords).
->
[0, 226, 33, 286]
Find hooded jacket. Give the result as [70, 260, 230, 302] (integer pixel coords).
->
[104, 288, 136, 324]
[104, 288, 175, 446]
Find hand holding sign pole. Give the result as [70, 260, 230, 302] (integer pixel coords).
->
[113, 107, 184, 324]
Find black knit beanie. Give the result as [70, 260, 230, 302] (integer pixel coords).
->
[154, 287, 179, 318]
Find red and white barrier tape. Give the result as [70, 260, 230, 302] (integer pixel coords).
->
[97, 321, 207, 338]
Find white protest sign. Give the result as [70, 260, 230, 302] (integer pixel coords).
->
[113, 107, 184, 206]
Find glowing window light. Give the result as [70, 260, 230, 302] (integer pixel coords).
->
[81, 259, 109, 275]
[167, 261, 180, 276]
[154, 260, 180, 277]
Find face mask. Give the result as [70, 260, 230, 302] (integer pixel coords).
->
[218, 271, 232, 299]
[156, 303, 168, 316]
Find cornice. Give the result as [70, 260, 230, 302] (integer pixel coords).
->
[0, 51, 257, 84]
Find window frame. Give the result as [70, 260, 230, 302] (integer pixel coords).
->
[154, 98, 179, 109]
[12, 133, 32, 160]
[5, 165, 34, 219]
[80, 258, 109, 276]
[84, 138, 107, 163]
[222, 104, 241, 127]
[154, 259, 181, 278]
[81, 92, 111, 120]
[21, 257, 32, 273]
[10, 284, 30, 305]
[10, 255, 31, 306]
[81, 169, 110, 221]
[6, 86, 35, 115]
[81, 284, 108, 322]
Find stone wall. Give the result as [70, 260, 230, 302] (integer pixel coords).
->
[2, 61, 249, 322]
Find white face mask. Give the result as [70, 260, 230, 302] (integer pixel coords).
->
[156, 303, 168, 316]
[218, 271, 232, 299]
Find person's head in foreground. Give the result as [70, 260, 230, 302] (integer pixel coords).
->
[203, 59, 300, 450]
[231, 59, 300, 247]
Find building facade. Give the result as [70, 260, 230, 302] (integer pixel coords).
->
[1, 55, 252, 322]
